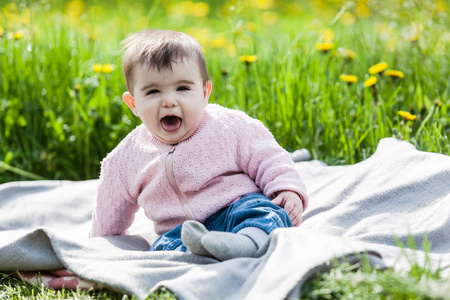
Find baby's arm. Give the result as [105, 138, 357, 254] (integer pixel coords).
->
[90, 157, 139, 237]
[271, 191, 304, 227]
[237, 117, 309, 219]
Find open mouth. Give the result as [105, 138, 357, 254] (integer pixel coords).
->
[161, 115, 182, 132]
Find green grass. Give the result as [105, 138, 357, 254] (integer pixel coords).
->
[302, 262, 450, 300]
[0, 272, 176, 299]
[1, 0, 449, 298]
[1, 249, 449, 300]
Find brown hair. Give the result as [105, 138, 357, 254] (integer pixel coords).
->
[121, 29, 210, 94]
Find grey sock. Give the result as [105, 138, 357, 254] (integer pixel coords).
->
[201, 232, 258, 261]
[181, 220, 213, 257]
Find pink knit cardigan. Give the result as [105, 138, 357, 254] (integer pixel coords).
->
[90, 104, 308, 237]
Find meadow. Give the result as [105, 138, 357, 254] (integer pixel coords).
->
[0, 0, 449, 298]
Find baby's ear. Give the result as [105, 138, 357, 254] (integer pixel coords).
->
[123, 92, 138, 116]
[203, 81, 212, 105]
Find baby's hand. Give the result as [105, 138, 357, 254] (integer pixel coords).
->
[271, 191, 304, 227]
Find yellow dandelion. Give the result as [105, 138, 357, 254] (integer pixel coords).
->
[435, 0, 447, 12]
[65, 0, 85, 25]
[74, 83, 82, 91]
[262, 11, 278, 26]
[226, 44, 237, 57]
[356, 3, 370, 18]
[412, 22, 424, 36]
[13, 32, 24, 40]
[369, 62, 388, 74]
[316, 43, 334, 52]
[101, 64, 114, 74]
[398, 110, 416, 121]
[410, 35, 419, 43]
[340, 12, 355, 26]
[321, 29, 334, 42]
[247, 22, 258, 33]
[211, 36, 226, 49]
[339, 74, 358, 84]
[192, 2, 210, 17]
[364, 76, 377, 88]
[337, 47, 356, 60]
[239, 55, 258, 64]
[434, 100, 443, 107]
[93, 64, 103, 73]
[179, 1, 194, 15]
[0, 27, 4, 37]
[186, 27, 211, 47]
[385, 69, 404, 78]
[65, 0, 85, 15]
[221, 68, 229, 77]
[250, 0, 274, 10]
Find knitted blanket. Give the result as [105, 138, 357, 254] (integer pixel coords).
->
[1, 138, 449, 299]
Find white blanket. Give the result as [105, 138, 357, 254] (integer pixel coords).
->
[1, 138, 449, 299]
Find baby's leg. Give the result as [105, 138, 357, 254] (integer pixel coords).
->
[150, 224, 186, 252]
[180, 220, 211, 256]
[182, 193, 292, 260]
[182, 220, 262, 260]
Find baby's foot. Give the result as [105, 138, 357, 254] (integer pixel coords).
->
[201, 232, 258, 261]
[181, 220, 213, 257]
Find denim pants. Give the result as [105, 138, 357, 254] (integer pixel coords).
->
[150, 193, 293, 252]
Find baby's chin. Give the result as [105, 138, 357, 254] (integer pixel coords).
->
[155, 129, 194, 145]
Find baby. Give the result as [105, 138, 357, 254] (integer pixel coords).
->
[90, 29, 309, 261]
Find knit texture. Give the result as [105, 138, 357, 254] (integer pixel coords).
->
[90, 104, 308, 237]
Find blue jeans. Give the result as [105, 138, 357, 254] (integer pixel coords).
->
[150, 193, 293, 252]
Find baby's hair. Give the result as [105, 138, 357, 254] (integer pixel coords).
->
[121, 29, 210, 94]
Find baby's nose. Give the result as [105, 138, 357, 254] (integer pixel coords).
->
[162, 96, 177, 107]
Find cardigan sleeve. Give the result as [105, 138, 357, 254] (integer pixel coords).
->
[89, 156, 140, 237]
[237, 118, 309, 210]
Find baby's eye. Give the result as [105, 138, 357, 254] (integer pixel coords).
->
[146, 89, 159, 95]
[177, 86, 190, 91]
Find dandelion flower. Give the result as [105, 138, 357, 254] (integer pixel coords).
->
[227, 44, 237, 57]
[262, 11, 278, 26]
[321, 29, 334, 42]
[434, 100, 443, 107]
[101, 64, 114, 73]
[92, 64, 115, 74]
[356, 3, 370, 18]
[398, 110, 416, 121]
[221, 68, 229, 77]
[192, 2, 210, 17]
[385, 69, 404, 78]
[13, 32, 24, 40]
[0, 27, 4, 37]
[211, 36, 226, 49]
[93, 64, 103, 73]
[341, 12, 355, 26]
[247, 22, 258, 33]
[74, 83, 82, 91]
[410, 35, 419, 43]
[337, 48, 356, 60]
[339, 74, 358, 84]
[239, 55, 258, 64]
[251, 0, 274, 10]
[316, 43, 334, 52]
[369, 62, 388, 74]
[364, 76, 377, 87]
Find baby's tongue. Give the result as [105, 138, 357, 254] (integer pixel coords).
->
[161, 116, 182, 132]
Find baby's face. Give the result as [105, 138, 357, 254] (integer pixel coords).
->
[128, 59, 211, 144]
